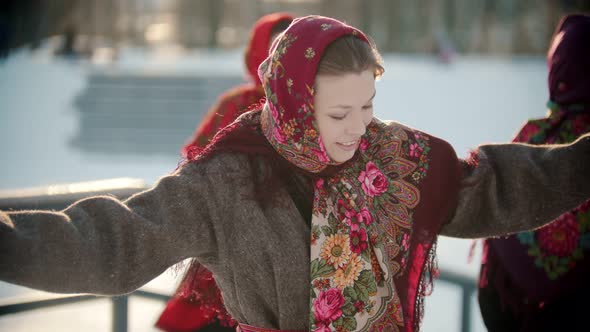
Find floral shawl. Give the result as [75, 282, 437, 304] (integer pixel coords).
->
[258, 15, 461, 331]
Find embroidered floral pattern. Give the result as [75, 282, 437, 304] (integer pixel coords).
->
[309, 119, 431, 332]
[334, 253, 364, 289]
[314, 288, 346, 331]
[407, 132, 431, 182]
[259, 16, 372, 173]
[321, 233, 352, 268]
[358, 161, 389, 197]
[517, 200, 590, 279]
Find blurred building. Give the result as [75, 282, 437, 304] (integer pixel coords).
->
[2, 0, 590, 56]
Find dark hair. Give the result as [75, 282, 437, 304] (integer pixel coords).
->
[317, 35, 385, 78]
[270, 18, 293, 36]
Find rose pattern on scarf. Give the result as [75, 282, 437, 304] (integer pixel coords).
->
[349, 228, 369, 254]
[308, 119, 430, 332]
[408, 132, 431, 182]
[314, 288, 346, 329]
[538, 214, 580, 257]
[517, 200, 590, 279]
[358, 162, 389, 197]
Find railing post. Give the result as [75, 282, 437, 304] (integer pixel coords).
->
[461, 287, 473, 332]
[112, 296, 128, 332]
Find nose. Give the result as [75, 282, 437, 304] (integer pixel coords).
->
[346, 110, 367, 137]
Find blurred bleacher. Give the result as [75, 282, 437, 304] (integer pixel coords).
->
[71, 72, 241, 154]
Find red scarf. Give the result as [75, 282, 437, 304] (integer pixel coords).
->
[180, 13, 293, 156]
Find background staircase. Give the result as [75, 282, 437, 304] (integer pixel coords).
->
[71, 72, 243, 155]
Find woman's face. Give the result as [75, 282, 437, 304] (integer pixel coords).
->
[314, 69, 375, 163]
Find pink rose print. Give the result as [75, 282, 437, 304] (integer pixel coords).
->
[344, 209, 361, 231]
[350, 228, 368, 254]
[273, 126, 288, 144]
[315, 136, 330, 163]
[337, 198, 349, 210]
[401, 233, 410, 250]
[538, 213, 580, 257]
[312, 148, 330, 163]
[358, 161, 389, 197]
[268, 103, 287, 144]
[358, 208, 373, 226]
[315, 178, 325, 190]
[314, 324, 331, 332]
[359, 138, 369, 152]
[314, 288, 345, 329]
[269, 101, 281, 122]
[409, 143, 423, 158]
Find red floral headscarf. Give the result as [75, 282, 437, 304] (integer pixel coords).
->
[259, 16, 370, 172]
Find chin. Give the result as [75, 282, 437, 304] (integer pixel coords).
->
[332, 154, 354, 164]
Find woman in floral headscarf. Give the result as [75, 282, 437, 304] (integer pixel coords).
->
[1, 15, 589, 332]
[477, 14, 590, 332]
[181, 12, 293, 158]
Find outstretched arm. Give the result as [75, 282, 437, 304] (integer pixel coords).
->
[0, 155, 239, 295]
[441, 134, 590, 238]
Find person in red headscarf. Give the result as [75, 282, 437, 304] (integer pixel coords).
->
[477, 14, 590, 332]
[159, 13, 294, 332]
[181, 12, 293, 158]
[0, 15, 589, 332]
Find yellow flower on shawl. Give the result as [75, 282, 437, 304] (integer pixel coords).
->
[334, 253, 363, 289]
[320, 233, 351, 268]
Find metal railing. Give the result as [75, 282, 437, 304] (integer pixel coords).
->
[0, 272, 476, 332]
[0, 290, 170, 332]
[0, 179, 478, 332]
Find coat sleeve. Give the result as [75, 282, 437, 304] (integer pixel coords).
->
[0, 156, 237, 295]
[440, 133, 590, 238]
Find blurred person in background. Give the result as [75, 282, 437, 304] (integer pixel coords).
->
[477, 14, 590, 332]
[181, 12, 294, 159]
[155, 13, 293, 332]
[1, 15, 590, 332]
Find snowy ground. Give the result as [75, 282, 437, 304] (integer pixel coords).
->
[0, 46, 548, 331]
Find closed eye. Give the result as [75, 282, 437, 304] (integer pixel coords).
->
[362, 104, 373, 110]
[330, 115, 346, 120]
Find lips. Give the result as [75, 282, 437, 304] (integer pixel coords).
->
[336, 139, 360, 151]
